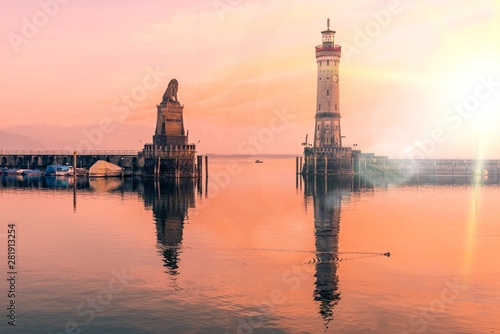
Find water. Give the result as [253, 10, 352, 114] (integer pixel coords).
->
[0, 157, 499, 333]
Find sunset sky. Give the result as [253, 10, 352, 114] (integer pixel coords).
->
[1, 0, 500, 157]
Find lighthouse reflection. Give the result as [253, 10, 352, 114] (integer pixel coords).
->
[141, 179, 195, 276]
[304, 175, 352, 326]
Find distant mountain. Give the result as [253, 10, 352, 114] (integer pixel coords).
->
[1, 123, 153, 151]
[0, 130, 46, 150]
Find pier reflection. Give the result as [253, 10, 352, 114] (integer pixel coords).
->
[141, 179, 195, 276]
[303, 175, 352, 327]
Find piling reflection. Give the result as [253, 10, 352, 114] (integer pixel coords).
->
[304, 175, 352, 327]
[141, 179, 195, 276]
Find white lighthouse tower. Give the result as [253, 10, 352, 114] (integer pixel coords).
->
[314, 18, 342, 148]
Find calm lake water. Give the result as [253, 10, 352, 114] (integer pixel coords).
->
[0, 156, 499, 333]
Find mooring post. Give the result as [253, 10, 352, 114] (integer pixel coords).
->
[176, 157, 180, 178]
[205, 156, 208, 179]
[153, 155, 157, 176]
[296, 157, 299, 175]
[73, 151, 77, 180]
[157, 155, 161, 177]
[314, 155, 317, 175]
[299, 156, 303, 174]
[324, 156, 328, 176]
[197, 155, 202, 178]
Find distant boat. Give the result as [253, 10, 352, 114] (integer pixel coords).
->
[45, 165, 74, 176]
[89, 160, 122, 178]
[255, 160, 264, 163]
[22, 169, 43, 176]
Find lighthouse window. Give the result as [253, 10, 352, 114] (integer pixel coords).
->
[335, 104, 337, 110]
[327, 60, 330, 66]
[327, 89, 329, 96]
[319, 104, 321, 110]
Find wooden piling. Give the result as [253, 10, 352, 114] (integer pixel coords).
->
[176, 157, 180, 178]
[157, 155, 161, 177]
[205, 156, 208, 178]
[296, 157, 299, 175]
[73, 151, 77, 180]
[314, 155, 317, 175]
[324, 156, 328, 176]
[299, 157, 303, 174]
[197, 155, 202, 178]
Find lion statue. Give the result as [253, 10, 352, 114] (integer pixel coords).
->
[162, 78, 179, 103]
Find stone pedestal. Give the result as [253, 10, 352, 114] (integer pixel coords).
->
[153, 102, 188, 146]
[302, 147, 353, 175]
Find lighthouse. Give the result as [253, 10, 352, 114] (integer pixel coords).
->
[314, 18, 342, 148]
[302, 19, 353, 175]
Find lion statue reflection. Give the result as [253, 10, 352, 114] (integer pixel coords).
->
[162, 79, 179, 104]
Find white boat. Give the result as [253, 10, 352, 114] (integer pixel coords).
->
[89, 160, 122, 178]
[22, 169, 43, 176]
[45, 165, 74, 176]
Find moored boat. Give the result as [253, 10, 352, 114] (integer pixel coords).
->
[75, 168, 88, 176]
[255, 160, 264, 163]
[3, 169, 18, 175]
[45, 165, 74, 176]
[22, 169, 43, 176]
[89, 160, 123, 178]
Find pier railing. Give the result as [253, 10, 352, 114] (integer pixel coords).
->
[304, 146, 352, 157]
[142, 144, 197, 158]
[0, 150, 140, 156]
[315, 45, 342, 52]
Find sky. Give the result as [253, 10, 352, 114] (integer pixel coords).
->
[1, 0, 500, 158]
